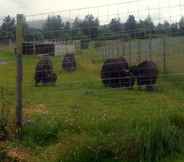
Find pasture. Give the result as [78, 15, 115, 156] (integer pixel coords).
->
[0, 46, 184, 162]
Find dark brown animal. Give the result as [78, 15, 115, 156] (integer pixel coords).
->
[101, 58, 135, 88]
[130, 61, 159, 91]
[35, 57, 57, 86]
[62, 53, 77, 72]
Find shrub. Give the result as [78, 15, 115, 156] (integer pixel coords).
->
[59, 117, 184, 162]
[22, 116, 62, 147]
[136, 118, 184, 162]
[0, 147, 7, 161]
[0, 87, 10, 141]
[169, 113, 184, 130]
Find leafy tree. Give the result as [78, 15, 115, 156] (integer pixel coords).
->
[143, 16, 155, 32]
[137, 16, 155, 38]
[80, 15, 99, 39]
[25, 27, 44, 41]
[156, 21, 170, 35]
[0, 15, 15, 41]
[109, 18, 122, 33]
[43, 15, 64, 40]
[72, 17, 83, 39]
[162, 21, 170, 34]
[170, 23, 178, 35]
[124, 15, 137, 37]
[98, 25, 112, 40]
[63, 21, 72, 40]
[179, 17, 184, 34]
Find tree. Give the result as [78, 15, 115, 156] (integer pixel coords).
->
[109, 18, 122, 33]
[98, 25, 112, 40]
[162, 21, 170, 33]
[63, 21, 72, 40]
[124, 15, 137, 37]
[25, 27, 44, 41]
[137, 20, 146, 38]
[0, 15, 15, 41]
[80, 15, 99, 39]
[143, 16, 154, 32]
[179, 17, 184, 34]
[156, 21, 171, 35]
[72, 17, 83, 39]
[43, 15, 64, 40]
[170, 23, 178, 35]
[137, 16, 155, 38]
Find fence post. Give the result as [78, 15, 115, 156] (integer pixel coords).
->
[162, 36, 167, 73]
[148, 33, 152, 60]
[137, 39, 141, 64]
[16, 14, 24, 132]
[128, 37, 132, 65]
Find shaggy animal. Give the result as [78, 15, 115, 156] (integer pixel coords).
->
[101, 58, 135, 88]
[62, 53, 77, 72]
[130, 61, 159, 91]
[35, 57, 57, 86]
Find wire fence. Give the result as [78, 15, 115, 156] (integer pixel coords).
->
[0, 0, 184, 128]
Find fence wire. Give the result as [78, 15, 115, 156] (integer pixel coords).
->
[0, 0, 184, 119]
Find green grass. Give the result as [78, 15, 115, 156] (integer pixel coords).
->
[0, 48, 184, 162]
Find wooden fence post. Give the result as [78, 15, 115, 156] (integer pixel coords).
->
[128, 38, 132, 65]
[16, 14, 24, 132]
[137, 39, 141, 64]
[148, 33, 152, 60]
[162, 36, 167, 73]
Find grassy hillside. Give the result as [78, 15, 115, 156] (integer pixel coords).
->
[0, 49, 184, 162]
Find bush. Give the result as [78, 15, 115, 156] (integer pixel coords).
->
[136, 118, 183, 162]
[22, 116, 62, 147]
[0, 147, 7, 161]
[169, 113, 184, 130]
[0, 87, 10, 141]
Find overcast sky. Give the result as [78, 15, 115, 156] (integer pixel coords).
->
[0, 0, 183, 23]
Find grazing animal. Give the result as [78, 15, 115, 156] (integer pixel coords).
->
[35, 57, 57, 86]
[130, 61, 159, 91]
[101, 58, 135, 88]
[62, 53, 77, 72]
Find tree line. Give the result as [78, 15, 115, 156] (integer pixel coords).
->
[0, 14, 184, 42]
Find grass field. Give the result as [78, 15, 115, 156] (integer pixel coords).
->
[0, 48, 184, 162]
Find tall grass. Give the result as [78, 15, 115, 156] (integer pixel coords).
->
[30, 115, 184, 162]
[57, 115, 184, 162]
[1, 50, 184, 162]
[22, 116, 63, 147]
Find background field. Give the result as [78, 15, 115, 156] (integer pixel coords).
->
[1, 40, 184, 162]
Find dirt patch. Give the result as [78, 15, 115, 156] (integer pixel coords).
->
[25, 104, 49, 118]
[6, 148, 31, 162]
[0, 60, 7, 65]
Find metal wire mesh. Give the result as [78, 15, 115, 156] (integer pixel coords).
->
[0, 0, 184, 123]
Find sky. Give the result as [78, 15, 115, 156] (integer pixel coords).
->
[0, 0, 184, 24]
